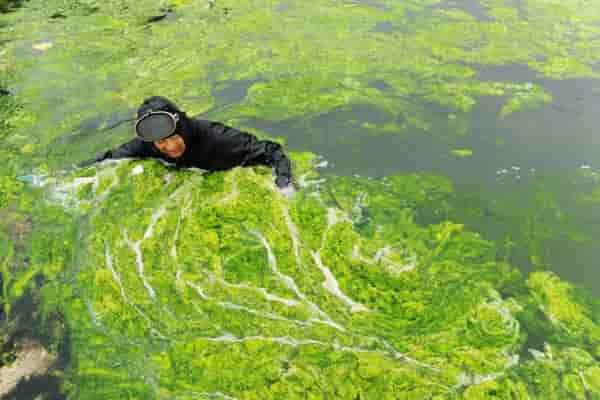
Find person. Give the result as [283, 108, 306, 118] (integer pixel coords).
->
[80, 96, 294, 194]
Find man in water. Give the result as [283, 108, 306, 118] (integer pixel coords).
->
[81, 96, 294, 194]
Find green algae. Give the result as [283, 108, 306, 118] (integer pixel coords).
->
[451, 148, 474, 158]
[6, 159, 586, 399]
[1, 0, 600, 397]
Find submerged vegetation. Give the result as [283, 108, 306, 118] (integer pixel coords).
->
[1, 0, 600, 397]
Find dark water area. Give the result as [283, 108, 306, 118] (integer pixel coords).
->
[243, 65, 600, 294]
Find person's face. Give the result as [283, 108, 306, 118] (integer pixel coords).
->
[153, 133, 186, 158]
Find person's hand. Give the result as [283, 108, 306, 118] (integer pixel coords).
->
[276, 175, 295, 199]
[279, 184, 296, 199]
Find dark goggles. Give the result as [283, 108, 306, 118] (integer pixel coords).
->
[135, 111, 180, 142]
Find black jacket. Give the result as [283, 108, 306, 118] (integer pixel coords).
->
[84, 118, 293, 187]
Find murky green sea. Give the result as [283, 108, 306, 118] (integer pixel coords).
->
[1, 0, 600, 398]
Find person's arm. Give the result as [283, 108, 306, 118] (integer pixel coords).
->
[201, 121, 293, 188]
[78, 138, 151, 167]
[243, 140, 293, 188]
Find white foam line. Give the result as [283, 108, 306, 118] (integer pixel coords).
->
[187, 280, 314, 327]
[311, 251, 368, 313]
[453, 366, 515, 392]
[352, 245, 417, 276]
[124, 231, 157, 300]
[252, 230, 345, 331]
[579, 370, 590, 392]
[206, 333, 436, 369]
[186, 281, 210, 300]
[171, 212, 182, 261]
[281, 204, 301, 264]
[104, 244, 165, 339]
[143, 205, 168, 241]
[188, 279, 308, 326]
[171, 196, 193, 261]
[262, 291, 299, 307]
[218, 301, 313, 327]
[123, 183, 195, 299]
[378, 338, 440, 371]
[327, 207, 339, 227]
[145, 180, 194, 241]
[449, 300, 521, 393]
[95, 177, 119, 204]
[219, 173, 239, 204]
[253, 231, 305, 299]
[171, 193, 193, 261]
[208, 333, 323, 347]
[314, 208, 368, 312]
[216, 278, 299, 307]
[52, 176, 98, 207]
[190, 392, 238, 400]
[280, 204, 349, 331]
[85, 299, 100, 326]
[106, 245, 127, 300]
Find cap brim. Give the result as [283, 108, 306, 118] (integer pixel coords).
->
[137, 130, 173, 142]
[135, 114, 176, 142]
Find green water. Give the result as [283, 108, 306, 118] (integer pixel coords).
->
[1, 0, 600, 398]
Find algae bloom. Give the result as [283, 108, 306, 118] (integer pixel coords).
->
[10, 157, 593, 399]
[2, 0, 600, 398]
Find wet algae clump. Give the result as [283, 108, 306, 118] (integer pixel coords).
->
[20, 159, 595, 399]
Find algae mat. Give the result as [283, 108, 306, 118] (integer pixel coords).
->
[1, 0, 600, 398]
[33, 159, 600, 399]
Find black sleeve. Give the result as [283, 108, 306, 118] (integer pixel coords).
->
[201, 121, 293, 188]
[243, 140, 293, 188]
[78, 139, 152, 167]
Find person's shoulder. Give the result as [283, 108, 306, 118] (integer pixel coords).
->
[188, 117, 212, 131]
